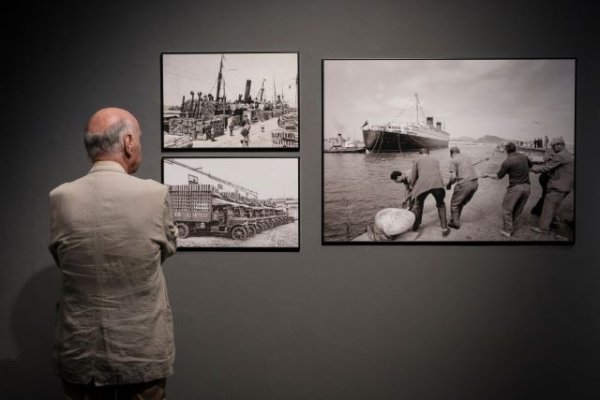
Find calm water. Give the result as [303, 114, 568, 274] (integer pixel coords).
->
[324, 143, 498, 241]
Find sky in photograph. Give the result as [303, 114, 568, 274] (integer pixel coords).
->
[324, 59, 575, 144]
[164, 158, 298, 199]
[163, 53, 298, 107]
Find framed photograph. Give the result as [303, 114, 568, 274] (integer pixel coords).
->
[162, 52, 299, 151]
[163, 157, 299, 251]
[323, 59, 575, 244]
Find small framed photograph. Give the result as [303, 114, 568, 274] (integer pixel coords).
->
[323, 58, 575, 244]
[162, 52, 299, 151]
[163, 157, 299, 251]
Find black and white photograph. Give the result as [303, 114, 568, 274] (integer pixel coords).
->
[323, 59, 575, 243]
[163, 157, 299, 250]
[162, 53, 299, 150]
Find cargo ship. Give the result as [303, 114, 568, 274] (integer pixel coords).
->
[361, 94, 450, 153]
[164, 54, 296, 145]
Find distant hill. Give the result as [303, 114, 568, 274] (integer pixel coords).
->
[451, 136, 477, 142]
[475, 135, 511, 144]
[451, 134, 513, 143]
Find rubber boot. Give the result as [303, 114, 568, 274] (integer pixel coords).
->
[412, 203, 422, 231]
[438, 205, 450, 236]
[449, 207, 460, 229]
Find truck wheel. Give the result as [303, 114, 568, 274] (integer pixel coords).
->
[230, 226, 247, 240]
[247, 225, 256, 236]
[176, 223, 190, 239]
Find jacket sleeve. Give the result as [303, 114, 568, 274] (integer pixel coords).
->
[409, 161, 418, 187]
[160, 190, 178, 262]
[532, 152, 568, 174]
[48, 191, 61, 267]
[496, 160, 508, 179]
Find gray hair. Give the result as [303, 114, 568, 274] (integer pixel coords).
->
[84, 120, 128, 160]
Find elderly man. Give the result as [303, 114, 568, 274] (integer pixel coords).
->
[484, 142, 533, 238]
[409, 148, 450, 236]
[446, 146, 478, 229]
[49, 108, 177, 399]
[530, 137, 574, 236]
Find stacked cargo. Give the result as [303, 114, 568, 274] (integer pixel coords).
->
[272, 111, 299, 147]
[169, 184, 214, 222]
[169, 116, 226, 140]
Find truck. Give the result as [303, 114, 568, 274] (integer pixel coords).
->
[169, 184, 293, 240]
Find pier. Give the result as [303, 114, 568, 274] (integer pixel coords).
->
[352, 151, 574, 242]
[164, 113, 293, 148]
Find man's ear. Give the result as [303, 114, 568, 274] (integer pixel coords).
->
[123, 133, 134, 157]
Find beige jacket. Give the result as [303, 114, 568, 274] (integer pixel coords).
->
[49, 161, 177, 385]
[409, 155, 444, 199]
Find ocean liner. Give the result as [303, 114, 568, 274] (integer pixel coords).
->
[361, 94, 450, 153]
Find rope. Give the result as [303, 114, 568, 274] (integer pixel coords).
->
[376, 131, 385, 153]
[369, 128, 385, 153]
[389, 100, 412, 125]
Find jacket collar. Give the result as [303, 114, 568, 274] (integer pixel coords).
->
[88, 161, 127, 174]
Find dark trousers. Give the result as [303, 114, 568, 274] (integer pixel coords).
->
[531, 173, 549, 215]
[539, 190, 570, 231]
[502, 183, 530, 233]
[62, 378, 166, 400]
[412, 188, 447, 230]
[450, 180, 478, 227]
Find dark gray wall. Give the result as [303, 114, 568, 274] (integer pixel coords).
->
[2, 0, 599, 398]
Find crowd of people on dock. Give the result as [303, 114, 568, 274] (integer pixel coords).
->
[390, 137, 574, 240]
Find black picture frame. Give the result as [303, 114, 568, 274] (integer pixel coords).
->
[321, 57, 577, 246]
[162, 156, 300, 251]
[161, 52, 300, 152]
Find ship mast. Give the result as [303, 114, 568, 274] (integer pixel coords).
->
[258, 79, 266, 102]
[215, 54, 224, 101]
[189, 91, 195, 118]
[415, 93, 419, 124]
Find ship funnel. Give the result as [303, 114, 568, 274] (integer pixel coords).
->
[436, 122, 442, 130]
[426, 117, 434, 126]
[244, 80, 252, 102]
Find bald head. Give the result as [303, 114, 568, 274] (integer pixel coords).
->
[86, 107, 137, 133]
[84, 107, 142, 173]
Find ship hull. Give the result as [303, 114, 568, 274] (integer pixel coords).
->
[324, 147, 366, 153]
[362, 129, 449, 152]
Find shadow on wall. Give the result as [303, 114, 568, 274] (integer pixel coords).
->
[0, 265, 63, 398]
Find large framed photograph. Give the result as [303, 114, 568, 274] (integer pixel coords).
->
[323, 59, 575, 244]
[162, 52, 299, 150]
[163, 157, 299, 251]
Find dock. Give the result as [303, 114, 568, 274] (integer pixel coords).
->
[190, 115, 293, 148]
[352, 151, 574, 242]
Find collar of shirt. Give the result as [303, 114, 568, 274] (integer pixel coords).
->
[88, 160, 127, 175]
